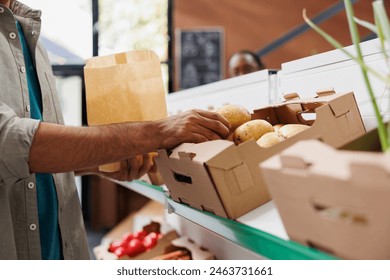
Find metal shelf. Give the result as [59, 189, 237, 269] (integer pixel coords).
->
[115, 179, 166, 204]
[117, 180, 337, 260]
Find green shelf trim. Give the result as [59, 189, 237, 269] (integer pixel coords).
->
[168, 199, 338, 260]
[131, 181, 337, 260]
[133, 180, 165, 193]
[203, 211, 338, 260]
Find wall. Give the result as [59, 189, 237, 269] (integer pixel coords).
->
[172, 0, 385, 91]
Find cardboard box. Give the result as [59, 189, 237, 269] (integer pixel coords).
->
[156, 90, 366, 219]
[151, 237, 215, 260]
[260, 130, 390, 259]
[100, 200, 165, 245]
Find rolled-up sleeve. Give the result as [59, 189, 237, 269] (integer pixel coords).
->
[0, 103, 40, 185]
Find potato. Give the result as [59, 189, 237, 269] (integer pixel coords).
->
[216, 104, 251, 132]
[257, 132, 284, 148]
[273, 124, 284, 133]
[278, 124, 310, 139]
[233, 119, 274, 145]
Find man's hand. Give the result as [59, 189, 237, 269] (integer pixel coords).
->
[75, 154, 154, 182]
[99, 154, 154, 181]
[157, 109, 231, 150]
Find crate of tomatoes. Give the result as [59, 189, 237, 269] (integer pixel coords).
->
[94, 221, 178, 260]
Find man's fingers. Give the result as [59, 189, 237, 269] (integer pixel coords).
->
[128, 155, 142, 181]
[187, 122, 223, 141]
[137, 154, 153, 178]
[195, 109, 231, 130]
[188, 112, 230, 139]
[148, 152, 159, 173]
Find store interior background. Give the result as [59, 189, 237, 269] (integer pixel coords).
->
[20, 0, 390, 258]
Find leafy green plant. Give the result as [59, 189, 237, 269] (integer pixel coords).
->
[303, 0, 390, 152]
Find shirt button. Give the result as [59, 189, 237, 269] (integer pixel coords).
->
[26, 105, 30, 112]
[31, 30, 35, 36]
[0, 7, 4, 13]
[27, 182, 35, 189]
[9, 32, 16, 40]
[29, 224, 37, 231]
[20, 66, 26, 73]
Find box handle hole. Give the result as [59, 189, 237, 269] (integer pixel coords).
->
[173, 172, 193, 184]
[297, 110, 316, 125]
[312, 202, 368, 225]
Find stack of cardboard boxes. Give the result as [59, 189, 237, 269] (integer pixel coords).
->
[261, 127, 390, 260]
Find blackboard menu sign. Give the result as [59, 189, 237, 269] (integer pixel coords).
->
[177, 28, 224, 90]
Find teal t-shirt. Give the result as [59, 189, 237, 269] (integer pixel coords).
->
[16, 21, 62, 260]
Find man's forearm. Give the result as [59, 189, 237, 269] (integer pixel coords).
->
[28, 121, 160, 174]
[28, 109, 231, 174]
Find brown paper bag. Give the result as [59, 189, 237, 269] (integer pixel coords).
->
[84, 50, 168, 172]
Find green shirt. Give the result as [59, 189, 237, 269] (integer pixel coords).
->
[16, 21, 62, 260]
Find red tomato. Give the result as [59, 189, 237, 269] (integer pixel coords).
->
[109, 239, 127, 253]
[127, 239, 146, 257]
[113, 246, 128, 258]
[121, 232, 134, 242]
[132, 230, 147, 240]
[143, 232, 158, 249]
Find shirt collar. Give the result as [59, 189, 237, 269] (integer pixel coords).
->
[9, 0, 41, 19]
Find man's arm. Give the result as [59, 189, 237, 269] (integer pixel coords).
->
[28, 109, 230, 174]
[29, 121, 158, 174]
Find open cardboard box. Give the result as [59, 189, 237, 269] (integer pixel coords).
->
[155, 89, 366, 219]
[260, 127, 390, 259]
[94, 230, 178, 260]
[99, 200, 165, 246]
[94, 230, 214, 260]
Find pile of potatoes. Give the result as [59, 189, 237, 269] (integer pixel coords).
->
[216, 104, 310, 148]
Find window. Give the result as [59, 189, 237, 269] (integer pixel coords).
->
[99, 0, 170, 92]
[22, 0, 92, 65]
